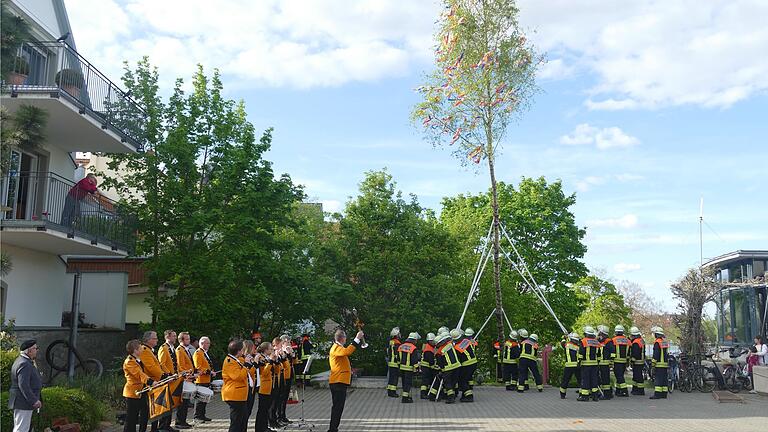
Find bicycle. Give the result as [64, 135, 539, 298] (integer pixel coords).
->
[677, 353, 694, 393]
[668, 354, 679, 393]
[721, 347, 752, 393]
[44, 339, 103, 382]
[686, 353, 718, 393]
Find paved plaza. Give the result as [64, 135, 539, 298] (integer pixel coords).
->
[121, 386, 767, 432]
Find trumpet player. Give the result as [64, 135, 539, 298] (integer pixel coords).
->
[255, 342, 277, 432]
[222, 340, 252, 432]
[123, 339, 153, 432]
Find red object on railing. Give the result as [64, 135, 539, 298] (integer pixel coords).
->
[541, 344, 553, 384]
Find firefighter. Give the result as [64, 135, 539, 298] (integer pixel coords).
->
[502, 330, 520, 391]
[517, 332, 543, 393]
[612, 325, 631, 397]
[650, 326, 670, 399]
[296, 333, 313, 382]
[597, 325, 614, 399]
[629, 326, 646, 395]
[434, 331, 461, 404]
[464, 328, 479, 387]
[419, 333, 438, 399]
[453, 329, 477, 402]
[386, 327, 402, 397]
[559, 332, 581, 399]
[397, 332, 420, 403]
[578, 326, 600, 402]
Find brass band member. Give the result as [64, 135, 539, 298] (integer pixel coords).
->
[222, 340, 251, 432]
[328, 328, 363, 432]
[140, 331, 168, 432]
[123, 339, 153, 432]
[175, 332, 196, 429]
[241, 340, 258, 421]
[255, 342, 276, 432]
[157, 330, 179, 432]
[193, 336, 216, 422]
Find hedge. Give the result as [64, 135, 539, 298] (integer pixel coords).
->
[0, 348, 18, 390]
[1, 387, 106, 432]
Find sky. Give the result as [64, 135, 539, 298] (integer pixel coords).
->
[62, 0, 768, 309]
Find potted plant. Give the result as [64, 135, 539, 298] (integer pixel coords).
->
[54, 68, 84, 96]
[7, 56, 29, 85]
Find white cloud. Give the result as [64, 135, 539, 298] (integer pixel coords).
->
[614, 262, 642, 273]
[518, 0, 768, 109]
[320, 200, 343, 213]
[575, 175, 606, 192]
[538, 58, 575, 80]
[561, 124, 640, 150]
[587, 214, 639, 229]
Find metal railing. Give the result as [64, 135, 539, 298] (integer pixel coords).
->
[3, 41, 146, 149]
[1, 171, 137, 252]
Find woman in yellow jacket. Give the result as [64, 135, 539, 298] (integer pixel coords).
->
[122, 339, 153, 432]
[255, 342, 276, 432]
[222, 339, 252, 432]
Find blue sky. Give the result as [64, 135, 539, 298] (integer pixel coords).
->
[65, 0, 768, 308]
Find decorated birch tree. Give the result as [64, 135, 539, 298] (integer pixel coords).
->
[412, 0, 541, 342]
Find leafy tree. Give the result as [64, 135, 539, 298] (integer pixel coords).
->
[573, 275, 632, 333]
[412, 0, 542, 343]
[1, 105, 47, 175]
[1, 0, 31, 79]
[671, 267, 721, 356]
[440, 177, 587, 374]
[319, 170, 464, 374]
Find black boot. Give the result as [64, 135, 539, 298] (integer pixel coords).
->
[459, 394, 473, 403]
[387, 389, 398, 398]
[401, 396, 413, 403]
[577, 394, 589, 402]
[505, 385, 515, 391]
[560, 391, 566, 399]
[592, 393, 600, 401]
[420, 391, 429, 400]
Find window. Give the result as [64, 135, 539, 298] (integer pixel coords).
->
[731, 289, 748, 343]
[754, 260, 766, 278]
[720, 291, 732, 343]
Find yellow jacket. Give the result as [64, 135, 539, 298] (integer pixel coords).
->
[221, 355, 249, 402]
[329, 341, 357, 385]
[158, 342, 177, 373]
[122, 355, 151, 399]
[140, 344, 166, 381]
[194, 349, 213, 384]
[258, 363, 273, 395]
[176, 344, 195, 374]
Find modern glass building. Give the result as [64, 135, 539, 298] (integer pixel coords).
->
[704, 250, 768, 346]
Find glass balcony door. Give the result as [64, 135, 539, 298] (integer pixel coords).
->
[1, 150, 40, 220]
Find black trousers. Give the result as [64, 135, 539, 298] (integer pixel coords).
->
[176, 397, 191, 425]
[329, 383, 348, 432]
[559, 366, 581, 394]
[255, 393, 272, 432]
[654, 366, 668, 396]
[420, 366, 436, 395]
[631, 363, 645, 392]
[442, 369, 458, 398]
[614, 362, 628, 390]
[580, 365, 599, 396]
[246, 388, 256, 422]
[194, 383, 210, 419]
[459, 364, 476, 397]
[598, 364, 612, 394]
[502, 363, 518, 385]
[227, 400, 248, 432]
[269, 383, 282, 425]
[386, 366, 400, 392]
[124, 395, 148, 432]
[517, 358, 542, 390]
[400, 370, 413, 397]
[279, 379, 290, 420]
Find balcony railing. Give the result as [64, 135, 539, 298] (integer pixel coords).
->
[1, 171, 137, 252]
[3, 41, 146, 150]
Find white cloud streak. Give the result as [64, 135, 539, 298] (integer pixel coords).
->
[560, 124, 640, 150]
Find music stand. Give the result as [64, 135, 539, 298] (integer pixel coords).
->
[289, 354, 316, 431]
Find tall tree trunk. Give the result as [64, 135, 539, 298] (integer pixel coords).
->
[487, 146, 505, 344]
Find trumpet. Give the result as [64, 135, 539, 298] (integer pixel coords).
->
[352, 307, 369, 349]
[135, 369, 193, 395]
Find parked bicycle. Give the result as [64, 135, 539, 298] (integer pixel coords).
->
[44, 339, 103, 383]
[721, 347, 753, 393]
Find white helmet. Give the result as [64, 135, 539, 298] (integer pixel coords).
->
[653, 326, 664, 336]
[568, 332, 580, 341]
[584, 326, 596, 337]
[390, 327, 401, 337]
[509, 330, 518, 340]
[518, 329, 529, 338]
[629, 326, 641, 336]
[597, 325, 609, 335]
[465, 328, 475, 337]
[438, 326, 449, 335]
[426, 332, 436, 342]
[450, 329, 463, 340]
[436, 332, 451, 344]
[408, 332, 420, 340]
[529, 334, 539, 342]
[614, 325, 625, 334]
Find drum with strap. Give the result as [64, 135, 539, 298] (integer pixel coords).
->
[210, 379, 224, 393]
[182, 381, 198, 400]
[195, 386, 214, 403]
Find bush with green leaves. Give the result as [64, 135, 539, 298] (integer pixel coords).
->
[2, 387, 106, 431]
[0, 348, 19, 390]
[52, 371, 126, 410]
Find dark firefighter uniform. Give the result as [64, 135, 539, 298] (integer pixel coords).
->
[419, 340, 438, 399]
[517, 337, 543, 392]
[559, 336, 581, 399]
[296, 335, 313, 382]
[433, 337, 461, 404]
[578, 334, 600, 401]
[493, 341, 504, 383]
[454, 337, 477, 402]
[598, 333, 614, 399]
[630, 334, 646, 395]
[398, 337, 420, 403]
[651, 333, 670, 399]
[502, 338, 520, 390]
[386, 336, 402, 397]
[612, 333, 631, 397]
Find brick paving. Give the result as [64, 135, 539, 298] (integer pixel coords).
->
[116, 386, 767, 432]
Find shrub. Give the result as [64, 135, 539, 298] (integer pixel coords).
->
[1, 392, 11, 432]
[52, 371, 126, 410]
[0, 348, 19, 390]
[54, 68, 84, 89]
[547, 349, 566, 386]
[2, 387, 105, 432]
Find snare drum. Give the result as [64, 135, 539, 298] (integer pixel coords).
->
[210, 379, 224, 393]
[195, 386, 214, 403]
[182, 381, 197, 400]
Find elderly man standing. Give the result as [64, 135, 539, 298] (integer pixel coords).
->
[327, 328, 364, 432]
[9, 339, 42, 432]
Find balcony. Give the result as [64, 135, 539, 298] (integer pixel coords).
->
[1, 41, 145, 153]
[1, 171, 137, 255]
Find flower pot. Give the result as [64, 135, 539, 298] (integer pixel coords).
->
[7, 72, 27, 85]
[62, 84, 81, 97]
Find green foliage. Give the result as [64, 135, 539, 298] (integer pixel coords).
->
[52, 371, 126, 410]
[55, 68, 85, 89]
[1, 105, 48, 175]
[2, 387, 106, 432]
[0, 251, 11, 277]
[573, 275, 632, 333]
[1, 392, 11, 432]
[316, 170, 464, 374]
[1, 348, 19, 390]
[440, 177, 588, 347]
[1, 0, 31, 79]
[547, 349, 566, 386]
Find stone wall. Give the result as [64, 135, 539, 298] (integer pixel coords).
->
[16, 324, 141, 382]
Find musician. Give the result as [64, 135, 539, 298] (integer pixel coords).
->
[222, 339, 251, 432]
[123, 339, 153, 432]
[278, 334, 294, 425]
[241, 340, 258, 421]
[269, 337, 285, 429]
[193, 336, 215, 422]
[140, 331, 169, 432]
[254, 342, 276, 432]
[328, 329, 363, 432]
[157, 330, 180, 432]
[175, 332, 196, 429]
